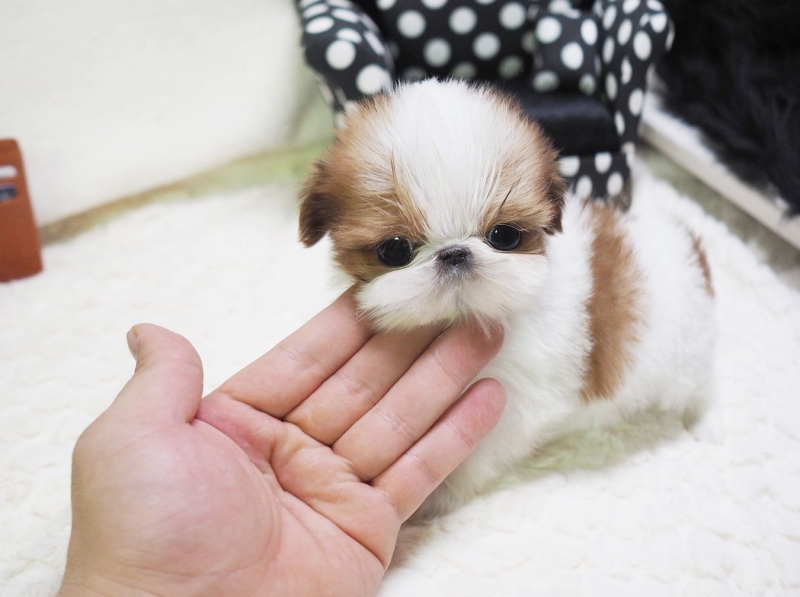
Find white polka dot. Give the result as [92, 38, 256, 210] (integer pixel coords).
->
[602, 37, 615, 63]
[595, 152, 612, 173]
[559, 155, 580, 177]
[666, 26, 675, 50]
[623, 0, 640, 13]
[424, 38, 451, 67]
[475, 0, 495, 4]
[549, 0, 580, 16]
[622, 142, 636, 168]
[449, 7, 477, 34]
[618, 19, 632, 44]
[500, 2, 526, 30]
[615, 111, 626, 135]
[607, 172, 624, 195]
[402, 66, 427, 80]
[422, 0, 448, 7]
[298, 0, 319, 9]
[326, 40, 356, 69]
[639, 13, 650, 28]
[650, 12, 668, 33]
[332, 9, 359, 23]
[648, 0, 665, 10]
[357, 65, 391, 94]
[303, 4, 328, 19]
[364, 31, 385, 55]
[633, 31, 652, 59]
[629, 88, 644, 115]
[398, 11, 426, 38]
[605, 73, 617, 100]
[581, 19, 598, 45]
[337, 28, 362, 43]
[522, 30, 537, 53]
[306, 16, 334, 34]
[621, 57, 632, 84]
[576, 175, 593, 198]
[499, 55, 524, 78]
[473, 33, 501, 59]
[376, 0, 396, 9]
[603, 5, 617, 30]
[452, 61, 477, 79]
[561, 43, 584, 70]
[328, 0, 352, 7]
[579, 73, 596, 95]
[533, 70, 559, 92]
[536, 17, 562, 44]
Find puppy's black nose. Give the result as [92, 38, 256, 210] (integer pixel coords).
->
[438, 246, 471, 267]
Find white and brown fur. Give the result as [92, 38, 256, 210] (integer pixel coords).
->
[299, 79, 715, 516]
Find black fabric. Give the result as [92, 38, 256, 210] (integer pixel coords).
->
[658, 0, 800, 214]
[496, 80, 619, 154]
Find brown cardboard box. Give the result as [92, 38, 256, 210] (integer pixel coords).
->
[0, 139, 43, 281]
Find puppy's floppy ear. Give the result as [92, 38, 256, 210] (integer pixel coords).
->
[299, 161, 339, 247]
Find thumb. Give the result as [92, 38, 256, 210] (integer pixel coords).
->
[109, 323, 204, 425]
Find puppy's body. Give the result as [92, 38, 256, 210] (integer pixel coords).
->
[300, 80, 714, 516]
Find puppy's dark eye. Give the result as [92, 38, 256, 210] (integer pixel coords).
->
[376, 236, 414, 267]
[486, 225, 522, 251]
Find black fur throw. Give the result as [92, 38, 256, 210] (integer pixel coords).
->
[657, 0, 800, 215]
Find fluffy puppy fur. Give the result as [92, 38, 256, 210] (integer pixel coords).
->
[300, 79, 715, 517]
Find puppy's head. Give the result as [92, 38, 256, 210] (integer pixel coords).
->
[300, 79, 566, 331]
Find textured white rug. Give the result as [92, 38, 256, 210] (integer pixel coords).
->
[2, 169, 799, 596]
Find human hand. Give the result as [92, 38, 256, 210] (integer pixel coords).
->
[58, 291, 504, 597]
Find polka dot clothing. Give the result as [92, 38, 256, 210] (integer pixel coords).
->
[297, 0, 673, 199]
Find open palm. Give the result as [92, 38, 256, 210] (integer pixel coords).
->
[60, 292, 504, 597]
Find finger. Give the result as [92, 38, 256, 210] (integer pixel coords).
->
[372, 378, 505, 522]
[284, 326, 440, 445]
[214, 290, 373, 417]
[333, 323, 503, 481]
[110, 323, 204, 425]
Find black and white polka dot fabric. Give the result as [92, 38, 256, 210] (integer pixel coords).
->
[372, 0, 531, 82]
[295, 0, 673, 200]
[532, 2, 601, 95]
[298, 0, 396, 116]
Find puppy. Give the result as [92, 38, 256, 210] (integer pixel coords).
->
[299, 79, 715, 517]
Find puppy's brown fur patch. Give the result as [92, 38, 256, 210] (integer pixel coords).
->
[580, 202, 644, 402]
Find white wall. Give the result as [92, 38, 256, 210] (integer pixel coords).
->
[0, 0, 322, 225]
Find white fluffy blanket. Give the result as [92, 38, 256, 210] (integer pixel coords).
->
[2, 170, 799, 596]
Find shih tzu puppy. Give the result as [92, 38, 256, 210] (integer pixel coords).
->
[299, 79, 715, 517]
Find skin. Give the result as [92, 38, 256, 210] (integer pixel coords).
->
[57, 291, 505, 597]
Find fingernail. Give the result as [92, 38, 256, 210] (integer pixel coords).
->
[126, 327, 140, 360]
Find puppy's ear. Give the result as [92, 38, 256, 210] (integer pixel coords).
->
[299, 161, 338, 247]
[543, 162, 568, 235]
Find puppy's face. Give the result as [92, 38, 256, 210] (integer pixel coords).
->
[299, 80, 566, 330]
